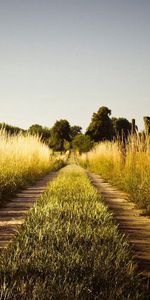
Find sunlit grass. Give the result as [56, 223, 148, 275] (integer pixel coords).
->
[0, 165, 146, 300]
[0, 130, 61, 200]
[80, 134, 150, 213]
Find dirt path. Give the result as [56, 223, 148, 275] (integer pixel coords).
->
[88, 172, 150, 277]
[0, 171, 57, 250]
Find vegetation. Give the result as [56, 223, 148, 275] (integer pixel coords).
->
[0, 123, 25, 135]
[28, 124, 51, 144]
[112, 117, 132, 139]
[80, 134, 150, 214]
[86, 106, 133, 142]
[49, 119, 71, 151]
[0, 106, 134, 152]
[0, 165, 146, 300]
[0, 130, 62, 201]
[86, 106, 113, 141]
[72, 133, 93, 153]
[70, 125, 82, 139]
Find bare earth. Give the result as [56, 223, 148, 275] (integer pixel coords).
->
[88, 172, 150, 277]
[1, 168, 150, 279]
[0, 171, 57, 250]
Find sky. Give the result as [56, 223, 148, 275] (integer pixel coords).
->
[0, 0, 150, 131]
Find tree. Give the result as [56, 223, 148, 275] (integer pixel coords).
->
[70, 126, 82, 139]
[28, 124, 51, 143]
[28, 124, 44, 136]
[0, 123, 25, 135]
[86, 106, 113, 141]
[49, 119, 71, 151]
[72, 133, 93, 153]
[112, 118, 131, 140]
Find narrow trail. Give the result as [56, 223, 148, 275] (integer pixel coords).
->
[0, 171, 57, 250]
[88, 172, 150, 277]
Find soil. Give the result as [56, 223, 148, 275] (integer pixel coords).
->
[88, 171, 150, 278]
[0, 171, 57, 249]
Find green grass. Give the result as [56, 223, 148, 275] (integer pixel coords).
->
[0, 165, 147, 299]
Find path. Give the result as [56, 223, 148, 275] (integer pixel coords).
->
[0, 171, 57, 250]
[88, 172, 150, 277]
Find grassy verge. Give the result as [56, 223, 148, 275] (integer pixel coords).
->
[0, 130, 65, 201]
[80, 135, 150, 214]
[0, 165, 147, 300]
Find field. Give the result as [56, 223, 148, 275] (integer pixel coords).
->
[80, 134, 150, 214]
[0, 130, 64, 202]
[0, 131, 149, 299]
[0, 165, 147, 300]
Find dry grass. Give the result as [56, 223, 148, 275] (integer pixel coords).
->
[80, 134, 150, 213]
[0, 130, 57, 199]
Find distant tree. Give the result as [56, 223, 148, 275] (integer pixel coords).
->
[86, 106, 113, 141]
[28, 124, 44, 136]
[70, 126, 82, 139]
[49, 119, 71, 151]
[72, 133, 93, 153]
[0, 123, 25, 135]
[28, 124, 51, 143]
[112, 117, 131, 140]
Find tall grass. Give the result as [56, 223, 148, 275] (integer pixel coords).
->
[0, 130, 58, 200]
[80, 134, 150, 213]
[0, 165, 147, 299]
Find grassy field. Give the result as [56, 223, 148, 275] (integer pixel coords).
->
[0, 130, 64, 201]
[80, 134, 150, 214]
[0, 165, 147, 300]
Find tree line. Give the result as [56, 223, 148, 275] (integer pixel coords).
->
[0, 106, 135, 153]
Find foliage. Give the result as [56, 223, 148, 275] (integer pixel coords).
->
[72, 133, 93, 153]
[70, 125, 82, 139]
[49, 119, 71, 151]
[0, 165, 145, 300]
[112, 117, 132, 139]
[28, 124, 51, 144]
[86, 106, 113, 142]
[0, 123, 25, 135]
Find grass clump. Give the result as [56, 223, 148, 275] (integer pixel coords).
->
[0, 130, 63, 201]
[0, 165, 146, 299]
[80, 135, 150, 214]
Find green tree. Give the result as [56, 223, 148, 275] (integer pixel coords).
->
[0, 123, 25, 135]
[28, 124, 51, 143]
[86, 106, 113, 141]
[112, 118, 131, 139]
[28, 124, 44, 136]
[72, 133, 93, 153]
[49, 119, 71, 151]
[70, 126, 82, 139]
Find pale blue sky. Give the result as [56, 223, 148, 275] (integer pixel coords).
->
[0, 0, 150, 131]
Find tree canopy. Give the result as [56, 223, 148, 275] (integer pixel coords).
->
[0, 123, 25, 135]
[49, 119, 71, 151]
[70, 126, 82, 139]
[86, 106, 113, 142]
[112, 118, 131, 139]
[28, 124, 51, 144]
[72, 133, 93, 153]
[0, 105, 136, 152]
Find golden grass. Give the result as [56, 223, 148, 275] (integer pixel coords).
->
[0, 130, 55, 198]
[80, 134, 150, 213]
